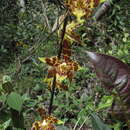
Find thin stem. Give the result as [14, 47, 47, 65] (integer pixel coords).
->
[73, 117, 81, 130]
[40, 0, 51, 32]
[58, 15, 68, 59]
[48, 75, 56, 115]
[78, 118, 87, 130]
[48, 12, 68, 115]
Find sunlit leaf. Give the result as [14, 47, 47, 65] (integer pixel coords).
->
[56, 120, 64, 125]
[97, 95, 114, 110]
[3, 75, 11, 84]
[100, 0, 106, 3]
[38, 57, 46, 63]
[0, 119, 11, 130]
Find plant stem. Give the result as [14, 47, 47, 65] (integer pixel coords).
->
[58, 15, 68, 59]
[48, 75, 56, 115]
[48, 12, 68, 115]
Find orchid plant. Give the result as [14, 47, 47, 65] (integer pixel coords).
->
[32, 0, 108, 129]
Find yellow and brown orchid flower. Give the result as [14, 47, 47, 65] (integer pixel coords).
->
[39, 55, 80, 90]
[62, 0, 106, 44]
[31, 108, 63, 130]
[65, 0, 104, 23]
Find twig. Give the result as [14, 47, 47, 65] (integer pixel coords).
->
[78, 118, 87, 130]
[73, 117, 81, 130]
[40, 0, 51, 32]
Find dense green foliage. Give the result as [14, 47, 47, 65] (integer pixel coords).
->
[0, 0, 130, 129]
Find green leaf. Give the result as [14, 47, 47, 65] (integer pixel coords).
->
[0, 94, 7, 102]
[3, 75, 11, 84]
[97, 96, 113, 110]
[90, 112, 111, 130]
[110, 123, 121, 130]
[56, 120, 64, 125]
[7, 92, 23, 112]
[100, 0, 106, 3]
[26, 99, 37, 107]
[38, 57, 46, 63]
[0, 119, 11, 129]
[56, 126, 69, 130]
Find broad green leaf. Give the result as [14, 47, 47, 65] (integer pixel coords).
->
[7, 92, 23, 112]
[90, 112, 111, 130]
[97, 96, 113, 110]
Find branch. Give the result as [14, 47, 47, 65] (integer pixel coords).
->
[40, 0, 51, 32]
